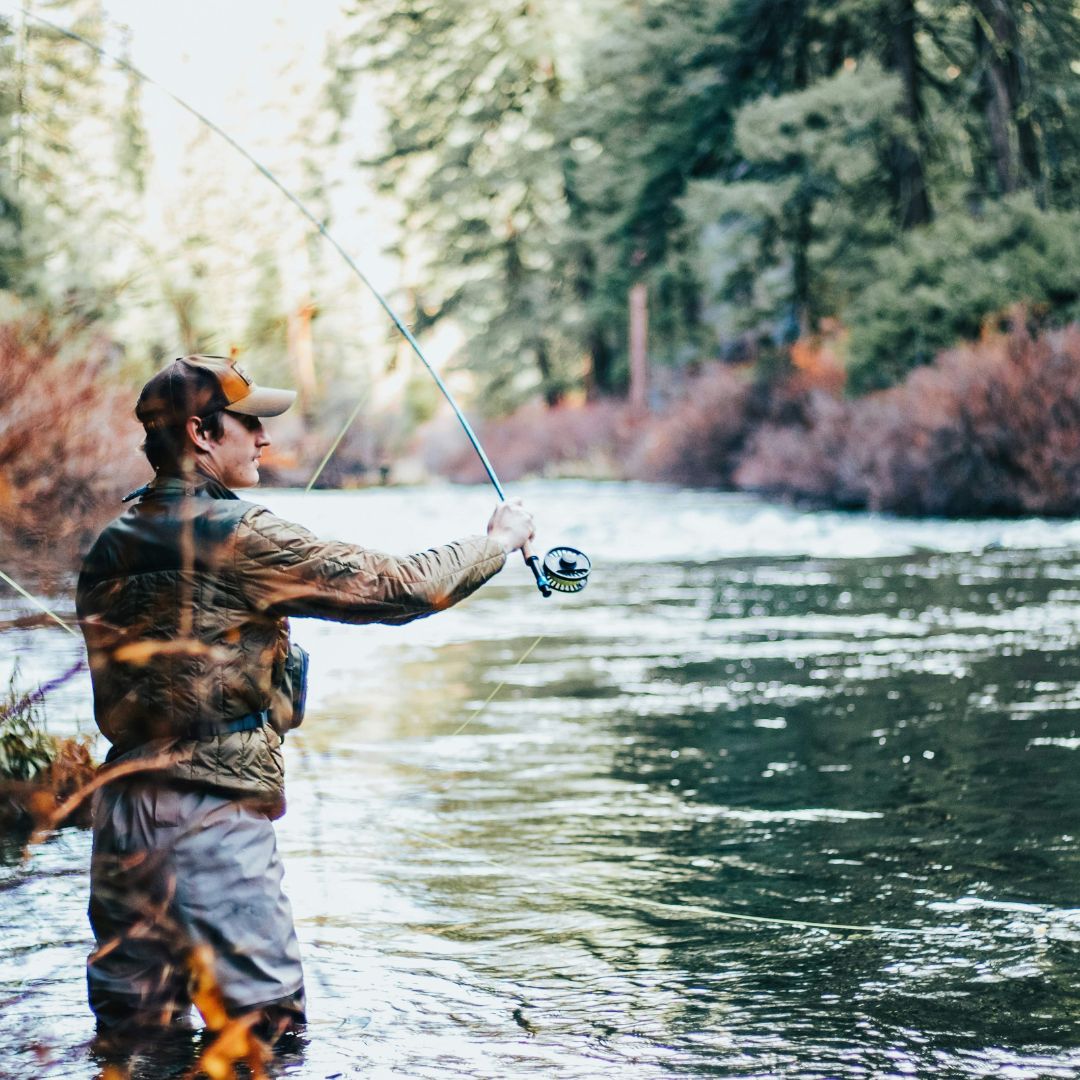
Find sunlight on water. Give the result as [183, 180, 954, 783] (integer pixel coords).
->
[3, 483, 1080, 1076]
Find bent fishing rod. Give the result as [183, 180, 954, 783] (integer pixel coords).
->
[10, 7, 590, 598]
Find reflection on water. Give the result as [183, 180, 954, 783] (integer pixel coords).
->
[3, 482, 1080, 1077]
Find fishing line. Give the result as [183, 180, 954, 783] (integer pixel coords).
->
[0, 5, 551, 717]
[0, 567, 79, 637]
[305, 392, 371, 493]
[345, 781, 970, 939]
[0, 15, 947, 952]
[449, 634, 545, 737]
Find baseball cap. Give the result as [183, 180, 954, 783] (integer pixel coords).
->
[135, 355, 296, 427]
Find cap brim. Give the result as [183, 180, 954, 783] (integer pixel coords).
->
[227, 386, 297, 417]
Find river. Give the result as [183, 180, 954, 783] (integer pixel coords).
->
[3, 481, 1080, 1078]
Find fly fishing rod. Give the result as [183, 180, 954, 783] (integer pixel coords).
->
[11, 7, 590, 598]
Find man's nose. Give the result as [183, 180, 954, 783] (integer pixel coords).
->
[256, 426, 271, 447]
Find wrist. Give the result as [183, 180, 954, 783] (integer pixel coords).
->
[487, 529, 517, 554]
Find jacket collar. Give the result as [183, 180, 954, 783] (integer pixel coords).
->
[127, 471, 240, 502]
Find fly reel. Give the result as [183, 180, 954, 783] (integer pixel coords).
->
[541, 546, 591, 594]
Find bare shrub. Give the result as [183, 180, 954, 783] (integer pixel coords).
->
[421, 323, 1080, 517]
[633, 354, 849, 489]
[0, 301, 144, 576]
[735, 323, 1080, 516]
[734, 390, 857, 505]
[629, 364, 757, 486]
[422, 398, 635, 483]
[847, 324, 1080, 515]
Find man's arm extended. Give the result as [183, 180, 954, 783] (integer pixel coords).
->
[235, 499, 534, 624]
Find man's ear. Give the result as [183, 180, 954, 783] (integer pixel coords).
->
[186, 415, 214, 453]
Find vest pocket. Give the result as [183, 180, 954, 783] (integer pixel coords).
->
[269, 642, 309, 734]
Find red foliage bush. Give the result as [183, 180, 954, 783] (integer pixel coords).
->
[734, 389, 856, 505]
[0, 305, 144, 577]
[422, 398, 636, 483]
[631, 358, 848, 489]
[736, 324, 1080, 516]
[628, 364, 757, 486]
[852, 325, 1080, 515]
[408, 322, 1080, 519]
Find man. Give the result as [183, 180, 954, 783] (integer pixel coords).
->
[76, 355, 533, 1044]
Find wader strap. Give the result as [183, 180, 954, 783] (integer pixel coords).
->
[186, 709, 269, 740]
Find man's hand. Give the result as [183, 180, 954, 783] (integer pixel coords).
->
[487, 497, 536, 554]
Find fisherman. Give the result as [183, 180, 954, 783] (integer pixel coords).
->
[76, 355, 534, 1045]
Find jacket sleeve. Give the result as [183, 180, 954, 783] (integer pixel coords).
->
[234, 506, 507, 624]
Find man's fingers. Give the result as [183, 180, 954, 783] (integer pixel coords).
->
[487, 499, 536, 554]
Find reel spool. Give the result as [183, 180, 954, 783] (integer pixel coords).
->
[541, 546, 592, 594]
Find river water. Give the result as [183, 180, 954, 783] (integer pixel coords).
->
[3, 481, 1080, 1078]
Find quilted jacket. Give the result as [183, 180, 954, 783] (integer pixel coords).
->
[76, 473, 506, 811]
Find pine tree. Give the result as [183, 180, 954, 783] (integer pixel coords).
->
[0, 1, 151, 309]
[0, 14, 28, 291]
[343, 0, 591, 410]
[687, 61, 904, 343]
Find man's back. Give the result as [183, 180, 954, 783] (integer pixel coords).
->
[80, 476, 262, 741]
[78, 471, 506, 806]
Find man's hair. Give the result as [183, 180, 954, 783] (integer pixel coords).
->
[141, 409, 226, 474]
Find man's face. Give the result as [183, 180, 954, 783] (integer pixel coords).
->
[200, 411, 271, 488]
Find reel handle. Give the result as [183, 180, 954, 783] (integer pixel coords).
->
[522, 541, 552, 597]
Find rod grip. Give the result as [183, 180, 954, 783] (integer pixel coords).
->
[522, 542, 552, 597]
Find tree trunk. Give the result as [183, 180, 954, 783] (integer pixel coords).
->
[791, 189, 813, 336]
[286, 300, 319, 419]
[976, 6, 1016, 194]
[789, 20, 814, 333]
[585, 331, 616, 399]
[628, 282, 649, 412]
[534, 340, 562, 407]
[973, 0, 1040, 197]
[886, 0, 933, 227]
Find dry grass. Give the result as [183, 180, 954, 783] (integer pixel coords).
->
[0, 663, 96, 831]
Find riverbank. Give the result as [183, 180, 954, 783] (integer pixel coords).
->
[0, 304, 144, 584]
[3, 317, 1079, 591]
[422, 323, 1080, 518]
